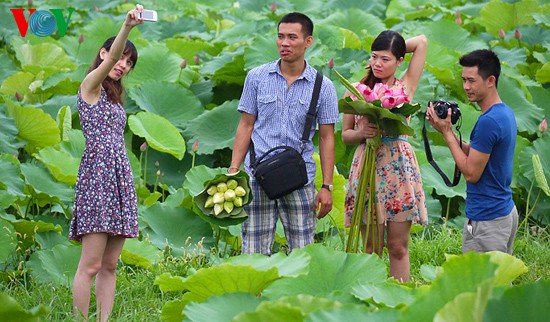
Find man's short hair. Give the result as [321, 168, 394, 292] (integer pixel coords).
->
[278, 12, 314, 37]
[459, 49, 501, 86]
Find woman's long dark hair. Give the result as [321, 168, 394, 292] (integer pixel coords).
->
[87, 36, 138, 105]
[360, 30, 406, 88]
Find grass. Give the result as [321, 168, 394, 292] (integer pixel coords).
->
[1, 225, 549, 321]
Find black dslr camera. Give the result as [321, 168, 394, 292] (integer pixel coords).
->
[431, 100, 461, 125]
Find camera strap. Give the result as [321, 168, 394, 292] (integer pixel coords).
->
[422, 115, 462, 187]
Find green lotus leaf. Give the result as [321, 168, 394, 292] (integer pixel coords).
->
[165, 37, 221, 62]
[414, 20, 488, 55]
[0, 292, 49, 321]
[184, 292, 263, 322]
[6, 103, 60, 155]
[420, 144, 467, 199]
[201, 49, 246, 85]
[121, 238, 163, 270]
[26, 244, 80, 287]
[536, 61, 550, 84]
[351, 282, 415, 308]
[154, 272, 187, 293]
[434, 289, 489, 322]
[128, 112, 186, 160]
[484, 281, 550, 322]
[225, 248, 311, 278]
[0, 71, 35, 98]
[139, 202, 214, 256]
[180, 263, 280, 303]
[401, 251, 526, 322]
[35, 231, 72, 250]
[308, 306, 398, 322]
[244, 33, 279, 71]
[56, 105, 72, 142]
[0, 107, 22, 155]
[0, 156, 26, 199]
[124, 45, 182, 88]
[478, 0, 538, 36]
[321, 9, 386, 38]
[128, 80, 204, 130]
[263, 244, 387, 299]
[15, 42, 76, 77]
[182, 100, 240, 155]
[34, 146, 79, 186]
[0, 51, 18, 84]
[20, 163, 74, 205]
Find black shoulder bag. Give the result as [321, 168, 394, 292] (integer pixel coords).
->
[249, 71, 323, 199]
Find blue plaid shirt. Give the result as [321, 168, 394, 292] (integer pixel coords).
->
[238, 60, 339, 183]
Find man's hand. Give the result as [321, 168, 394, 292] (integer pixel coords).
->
[426, 102, 453, 134]
[315, 188, 333, 219]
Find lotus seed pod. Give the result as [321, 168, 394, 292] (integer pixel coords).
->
[233, 196, 243, 207]
[213, 192, 225, 204]
[206, 185, 218, 196]
[234, 186, 246, 197]
[217, 182, 228, 192]
[214, 203, 223, 216]
[226, 179, 238, 190]
[223, 201, 234, 213]
[224, 189, 236, 201]
[204, 196, 214, 208]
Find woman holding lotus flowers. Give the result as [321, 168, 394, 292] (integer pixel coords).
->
[342, 30, 428, 282]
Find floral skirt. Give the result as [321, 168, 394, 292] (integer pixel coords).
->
[344, 139, 428, 227]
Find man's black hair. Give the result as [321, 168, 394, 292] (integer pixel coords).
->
[459, 49, 501, 87]
[278, 12, 313, 37]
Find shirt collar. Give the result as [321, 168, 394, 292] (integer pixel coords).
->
[268, 59, 317, 82]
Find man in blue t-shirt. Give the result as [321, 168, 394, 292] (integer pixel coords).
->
[427, 49, 518, 254]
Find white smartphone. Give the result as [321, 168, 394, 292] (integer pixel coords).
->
[140, 9, 157, 22]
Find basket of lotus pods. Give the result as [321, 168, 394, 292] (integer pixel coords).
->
[194, 170, 252, 219]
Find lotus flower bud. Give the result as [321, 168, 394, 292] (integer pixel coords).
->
[224, 189, 236, 201]
[226, 179, 238, 190]
[328, 58, 334, 69]
[15, 92, 22, 102]
[539, 118, 547, 133]
[155, 161, 159, 167]
[271, 2, 276, 12]
[140, 142, 148, 151]
[78, 34, 84, 44]
[28, 0, 32, 6]
[514, 29, 521, 40]
[214, 203, 223, 216]
[194, 55, 200, 65]
[213, 192, 225, 204]
[192, 140, 199, 153]
[204, 196, 214, 208]
[217, 182, 228, 192]
[455, 11, 462, 25]
[498, 29, 505, 38]
[233, 196, 243, 207]
[156, 170, 161, 176]
[180, 59, 187, 69]
[206, 185, 218, 196]
[223, 201, 234, 213]
[234, 186, 246, 197]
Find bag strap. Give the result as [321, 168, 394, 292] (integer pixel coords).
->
[249, 71, 324, 167]
[422, 114, 462, 187]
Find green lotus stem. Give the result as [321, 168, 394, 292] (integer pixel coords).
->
[445, 198, 451, 225]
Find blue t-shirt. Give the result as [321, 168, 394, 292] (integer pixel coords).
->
[466, 103, 516, 221]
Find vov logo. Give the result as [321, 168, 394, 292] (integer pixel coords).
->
[10, 8, 75, 37]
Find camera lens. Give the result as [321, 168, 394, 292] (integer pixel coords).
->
[434, 101, 448, 119]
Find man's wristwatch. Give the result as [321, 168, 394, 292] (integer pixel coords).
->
[321, 184, 333, 192]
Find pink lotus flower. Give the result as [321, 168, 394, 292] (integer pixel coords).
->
[539, 118, 547, 133]
[354, 82, 410, 108]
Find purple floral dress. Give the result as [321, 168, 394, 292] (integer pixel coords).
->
[69, 89, 139, 241]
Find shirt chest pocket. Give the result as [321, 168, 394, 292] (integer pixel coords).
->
[290, 98, 314, 120]
[258, 94, 277, 118]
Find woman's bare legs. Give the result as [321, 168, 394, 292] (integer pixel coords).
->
[386, 221, 412, 282]
[96, 235, 126, 321]
[72, 234, 126, 321]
